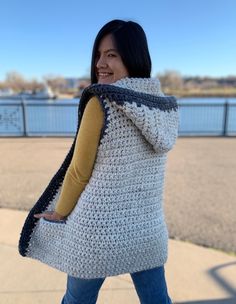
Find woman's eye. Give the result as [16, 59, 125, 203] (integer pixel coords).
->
[108, 53, 116, 57]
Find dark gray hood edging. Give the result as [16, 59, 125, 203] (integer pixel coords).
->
[82, 84, 178, 112]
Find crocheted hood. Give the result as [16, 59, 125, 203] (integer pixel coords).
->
[82, 77, 179, 153]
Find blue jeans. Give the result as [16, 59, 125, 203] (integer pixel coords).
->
[61, 266, 172, 304]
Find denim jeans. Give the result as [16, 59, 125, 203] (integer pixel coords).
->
[61, 266, 172, 304]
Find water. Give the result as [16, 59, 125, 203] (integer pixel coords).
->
[0, 97, 236, 136]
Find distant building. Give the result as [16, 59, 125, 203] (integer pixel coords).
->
[64, 78, 90, 90]
[64, 78, 80, 89]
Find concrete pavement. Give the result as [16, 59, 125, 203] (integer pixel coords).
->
[1, 208, 236, 304]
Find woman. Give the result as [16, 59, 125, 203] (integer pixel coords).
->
[19, 20, 179, 303]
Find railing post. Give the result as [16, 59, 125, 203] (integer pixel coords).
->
[21, 98, 27, 136]
[223, 100, 229, 136]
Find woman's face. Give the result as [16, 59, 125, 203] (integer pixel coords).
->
[95, 34, 129, 84]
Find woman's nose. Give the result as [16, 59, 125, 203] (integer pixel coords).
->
[96, 55, 107, 68]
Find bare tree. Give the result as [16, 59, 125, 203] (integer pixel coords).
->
[26, 78, 44, 91]
[157, 70, 183, 90]
[43, 74, 67, 92]
[5, 71, 26, 91]
[0, 81, 6, 90]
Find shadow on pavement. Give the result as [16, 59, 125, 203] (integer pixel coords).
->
[178, 299, 236, 304]
[179, 261, 236, 304]
[208, 261, 236, 297]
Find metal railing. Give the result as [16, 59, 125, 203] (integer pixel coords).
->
[0, 100, 236, 137]
[0, 100, 78, 136]
[178, 101, 236, 136]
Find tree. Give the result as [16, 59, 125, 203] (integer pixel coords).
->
[26, 78, 44, 91]
[43, 74, 67, 92]
[157, 70, 183, 90]
[5, 71, 26, 91]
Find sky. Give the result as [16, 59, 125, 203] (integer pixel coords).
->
[0, 0, 235, 81]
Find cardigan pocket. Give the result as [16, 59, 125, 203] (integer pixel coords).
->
[35, 217, 67, 241]
[27, 216, 68, 264]
[42, 218, 67, 224]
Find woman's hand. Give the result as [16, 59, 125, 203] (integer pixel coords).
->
[34, 211, 66, 222]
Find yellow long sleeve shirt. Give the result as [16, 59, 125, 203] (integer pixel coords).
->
[55, 96, 104, 216]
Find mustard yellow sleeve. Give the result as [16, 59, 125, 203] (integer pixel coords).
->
[55, 96, 104, 216]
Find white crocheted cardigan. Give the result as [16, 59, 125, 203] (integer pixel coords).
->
[19, 77, 179, 279]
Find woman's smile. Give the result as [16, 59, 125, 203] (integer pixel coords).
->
[95, 34, 129, 84]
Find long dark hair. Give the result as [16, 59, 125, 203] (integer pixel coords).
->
[90, 20, 152, 84]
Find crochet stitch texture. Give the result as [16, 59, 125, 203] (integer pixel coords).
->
[19, 77, 179, 279]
